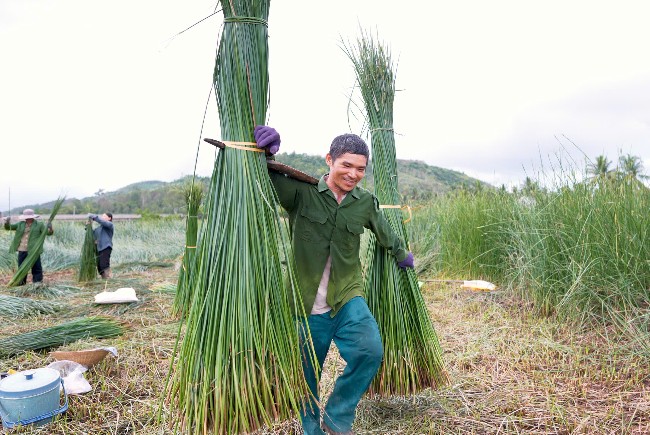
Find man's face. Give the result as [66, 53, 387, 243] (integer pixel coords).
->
[325, 152, 368, 195]
[102, 213, 111, 221]
[25, 218, 34, 224]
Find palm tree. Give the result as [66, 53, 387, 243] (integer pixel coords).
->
[585, 154, 617, 189]
[618, 153, 648, 181]
[522, 176, 542, 195]
[587, 154, 613, 180]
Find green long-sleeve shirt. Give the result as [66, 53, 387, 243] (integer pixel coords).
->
[270, 172, 408, 317]
[4, 220, 53, 255]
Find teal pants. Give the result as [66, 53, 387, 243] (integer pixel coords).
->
[300, 297, 383, 434]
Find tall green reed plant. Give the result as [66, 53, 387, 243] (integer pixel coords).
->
[414, 188, 516, 281]
[508, 176, 650, 322]
[410, 157, 650, 328]
[172, 182, 203, 316]
[78, 218, 97, 282]
[343, 29, 446, 395]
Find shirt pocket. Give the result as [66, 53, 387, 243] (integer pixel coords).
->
[297, 208, 328, 242]
[341, 221, 364, 250]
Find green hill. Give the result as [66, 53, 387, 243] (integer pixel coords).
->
[18, 153, 487, 215]
[276, 152, 486, 200]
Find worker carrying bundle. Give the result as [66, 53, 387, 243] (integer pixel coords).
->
[88, 213, 114, 279]
[4, 208, 53, 285]
[254, 125, 414, 435]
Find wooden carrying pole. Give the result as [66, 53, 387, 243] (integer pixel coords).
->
[204, 138, 318, 185]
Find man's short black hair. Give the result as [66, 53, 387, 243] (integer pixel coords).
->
[329, 134, 369, 162]
[105, 212, 113, 221]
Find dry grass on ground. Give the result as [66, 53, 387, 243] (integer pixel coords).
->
[353, 283, 650, 434]
[1, 267, 649, 434]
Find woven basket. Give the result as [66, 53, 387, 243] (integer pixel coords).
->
[50, 348, 110, 367]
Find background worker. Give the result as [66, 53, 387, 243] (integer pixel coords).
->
[254, 126, 415, 435]
[88, 212, 114, 279]
[4, 208, 54, 285]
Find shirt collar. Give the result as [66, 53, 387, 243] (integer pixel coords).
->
[318, 174, 361, 199]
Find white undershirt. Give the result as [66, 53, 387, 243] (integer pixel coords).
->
[311, 256, 332, 314]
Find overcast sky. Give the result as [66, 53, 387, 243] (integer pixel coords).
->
[1, 0, 649, 210]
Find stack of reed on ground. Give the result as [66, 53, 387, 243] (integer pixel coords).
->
[0, 316, 125, 358]
[343, 29, 446, 395]
[167, 1, 312, 433]
[0, 294, 65, 318]
[8, 283, 81, 298]
[172, 182, 203, 316]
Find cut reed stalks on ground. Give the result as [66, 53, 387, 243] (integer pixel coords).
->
[172, 182, 203, 316]
[78, 218, 97, 282]
[343, 30, 447, 395]
[8, 283, 81, 298]
[169, 2, 312, 434]
[0, 316, 125, 358]
[8, 196, 65, 287]
[0, 294, 65, 318]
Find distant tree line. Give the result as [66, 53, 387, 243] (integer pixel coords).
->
[16, 153, 485, 215]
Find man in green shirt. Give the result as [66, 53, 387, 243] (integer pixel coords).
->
[254, 126, 414, 435]
[4, 208, 54, 285]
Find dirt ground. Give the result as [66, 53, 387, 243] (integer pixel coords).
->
[1, 264, 649, 434]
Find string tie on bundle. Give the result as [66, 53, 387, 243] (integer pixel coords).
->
[379, 204, 412, 223]
[222, 141, 264, 153]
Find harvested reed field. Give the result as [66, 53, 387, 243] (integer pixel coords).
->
[1, 259, 648, 434]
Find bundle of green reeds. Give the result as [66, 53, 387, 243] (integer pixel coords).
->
[0, 294, 64, 318]
[172, 182, 203, 316]
[344, 31, 447, 395]
[169, 2, 312, 433]
[78, 218, 97, 282]
[8, 196, 65, 287]
[0, 316, 125, 358]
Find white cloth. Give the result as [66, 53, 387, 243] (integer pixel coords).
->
[94, 287, 138, 304]
[47, 360, 92, 394]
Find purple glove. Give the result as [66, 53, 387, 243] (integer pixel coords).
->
[397, 252, 414, 269]
[254, 125, 281, 155]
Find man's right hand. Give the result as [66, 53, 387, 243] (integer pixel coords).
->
[254, 125, 281, 155]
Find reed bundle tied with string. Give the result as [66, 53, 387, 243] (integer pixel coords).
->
[0, 316, 125, 358]
[343, 31, 447, 396]
[8, 196, 65, 287]
[78, 218, 97, 282]
[172, 182, 203, 316]
[168, 2, 312, 433]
